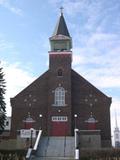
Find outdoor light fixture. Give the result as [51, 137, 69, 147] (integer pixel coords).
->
[74, 114, 78, 129]
[39, 114, 42, 118]
[74, 114, 77, 118]
[39, 114, 43, 129]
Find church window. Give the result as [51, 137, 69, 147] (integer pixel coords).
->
[54, 87, 65, 106]
[52, 116, 68, 122]
[58, 69, 63, 77]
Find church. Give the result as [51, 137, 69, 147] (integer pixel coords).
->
[10, 11, 112, 148]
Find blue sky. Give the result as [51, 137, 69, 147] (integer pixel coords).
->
[0, 0, 120, 143]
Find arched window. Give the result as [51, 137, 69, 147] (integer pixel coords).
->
[54, 87, 65, 106]
[57, 69, 63, 77]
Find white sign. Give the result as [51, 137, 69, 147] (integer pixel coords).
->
[20, 129, 36, 138]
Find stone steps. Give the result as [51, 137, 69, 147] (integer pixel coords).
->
[32, 136, 75, 160]
[31, 156, 74, 160]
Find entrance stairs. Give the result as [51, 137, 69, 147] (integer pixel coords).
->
[31, 136, 75, 160]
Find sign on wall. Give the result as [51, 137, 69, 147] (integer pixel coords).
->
[20, 129, 36, 138]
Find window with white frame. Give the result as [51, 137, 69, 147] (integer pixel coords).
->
[52, 116, 68, 122]
[54, 87, 65, 106]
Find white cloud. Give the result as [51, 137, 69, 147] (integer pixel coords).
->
[9, 6, 23, 16]
[1, 61, 36, 116]
[0, 39, 14, 51]
[49, 0, 103, 23]
[0, 0, 23, 16]
[87, 33, 118, 48]
[72, 31, 120, 89]
[0, 0, 6, 4]
[49, 0, 89, 16]
[91, 75, 120, 88]
[73, 53, 85, 65]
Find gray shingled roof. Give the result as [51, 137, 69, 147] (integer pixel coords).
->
[52, 13, 70, 37]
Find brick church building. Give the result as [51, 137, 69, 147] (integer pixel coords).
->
[10, 11, 112, 147]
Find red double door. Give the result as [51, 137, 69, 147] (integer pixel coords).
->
[51, 121, 68, 136]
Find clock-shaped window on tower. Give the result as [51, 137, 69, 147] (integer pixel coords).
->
[54, 87, 65, 106]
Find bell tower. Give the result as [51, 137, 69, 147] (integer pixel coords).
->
[48, 10, 73, 136]
[49, 10, 72, 52]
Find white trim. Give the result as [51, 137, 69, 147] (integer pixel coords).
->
[52, 104, 67, 106]
[49, 51, 72, 54]
[33, 130, 42, 151]
[52, 116, 68, 122]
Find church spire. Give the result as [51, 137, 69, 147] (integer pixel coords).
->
[52, 8, 70, 37]
[114, 110, 120, 148]
[115, 110, 118, 128]
[49, 8, 72, 52]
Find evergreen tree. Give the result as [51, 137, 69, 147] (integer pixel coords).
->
[0, 66, 6, 134]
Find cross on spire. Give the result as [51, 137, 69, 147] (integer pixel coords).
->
[60, 6, 64, 15]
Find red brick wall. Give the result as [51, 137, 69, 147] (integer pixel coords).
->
[10, 53, 112, 147]
[71, 70, 112, 147]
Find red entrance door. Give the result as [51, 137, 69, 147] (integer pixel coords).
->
[51, 116, 68, 136]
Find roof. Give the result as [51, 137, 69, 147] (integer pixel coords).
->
[52, 13, 70, 37]
[50, 34, 71, 41]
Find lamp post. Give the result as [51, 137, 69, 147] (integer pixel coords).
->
[39, 114, 43, 130]
[74, 114, 77, 129]
[74, 114, 79, 160]
[30, 128, 34, 148]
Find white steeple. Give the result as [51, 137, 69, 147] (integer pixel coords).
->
[114, 110, 120, 148]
